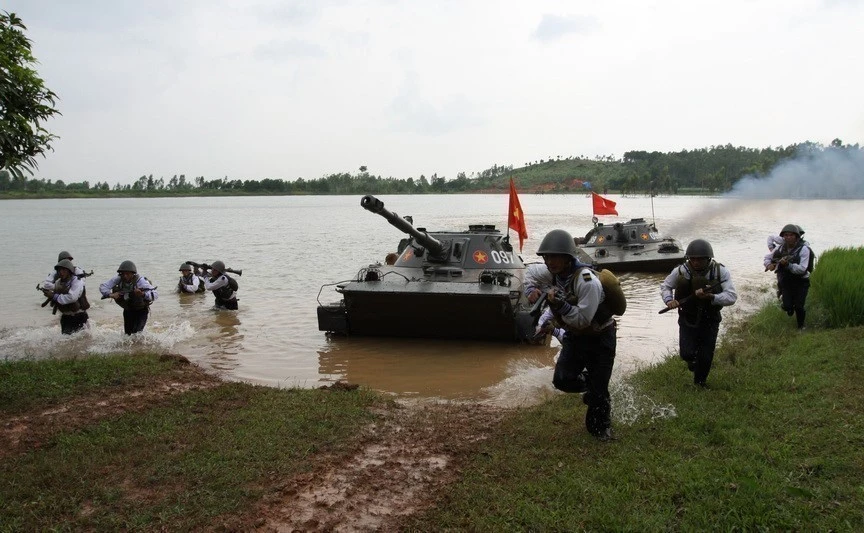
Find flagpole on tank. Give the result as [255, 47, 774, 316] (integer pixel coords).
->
[650, 181, 656, 226]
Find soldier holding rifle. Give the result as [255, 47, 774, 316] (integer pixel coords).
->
[764, 224, 813, 330]
[197, 260, 240, 310]
[661, 239, 737, 387]
[40, 258, 91, 334]
[99, 260, 158, 335]
[525, 229, 617, 441]
[177, 263, 205, 294]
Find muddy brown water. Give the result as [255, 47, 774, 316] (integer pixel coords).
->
[2, 195, 861, 407]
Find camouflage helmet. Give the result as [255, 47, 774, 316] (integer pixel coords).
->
[780, 224, 801, 237]
[179, 263, 192, 271]
[55, 258, 75, 273]
[210, 260, 226, 273]
[537, 229, 579, 258]
[57, 250, 73, 262]
[117, 260, 137, 273]
[685, 239, 714, 259]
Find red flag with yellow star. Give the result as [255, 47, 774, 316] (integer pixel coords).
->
[508, 178, 528, 252]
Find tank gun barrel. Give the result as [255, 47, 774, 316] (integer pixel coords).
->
[360, 195, 445, 256]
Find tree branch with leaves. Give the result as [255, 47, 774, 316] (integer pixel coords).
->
[1, 11, 61, 178]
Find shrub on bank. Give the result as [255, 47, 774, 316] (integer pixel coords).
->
[809, 246, 864, 327]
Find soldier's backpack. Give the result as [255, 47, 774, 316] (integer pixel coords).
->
[597, 268, 627, 316]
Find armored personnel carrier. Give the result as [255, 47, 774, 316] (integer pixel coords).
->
[573, 217, 685, 273]
[317, 195, 538, 341]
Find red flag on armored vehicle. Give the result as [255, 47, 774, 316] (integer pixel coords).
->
[508, 178, 528, 252]
[592, 192, 618, 216]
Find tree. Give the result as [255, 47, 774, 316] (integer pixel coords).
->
[0, 11, 61, 177]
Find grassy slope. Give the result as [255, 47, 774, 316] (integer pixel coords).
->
[406, 306, 864, 531]
[0, 356, 387, 530]
[2, 304, 862, 530]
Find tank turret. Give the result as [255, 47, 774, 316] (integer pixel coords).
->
[360, 195, 447, 259]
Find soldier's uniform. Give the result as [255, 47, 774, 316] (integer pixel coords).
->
[44, 258, 90, 334]
[525, 230, 617, 440]
[99, 261, 158, 335]
[177, 263, 204, 294]
[203, 260, 239, 310]
[661, 239, 737, 386]
[763, 224, 812, 329]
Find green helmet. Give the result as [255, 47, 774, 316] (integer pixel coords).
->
[537, 229, 579, 258]
[179, 263, 192, 271]
[55, 259, 75, 273]
[780, 224, 801, 237]
[210, 260, 226, 273]
[685, 239, 714, 259]
[57, 251, 73, 262]
[117, 260, 137, 273]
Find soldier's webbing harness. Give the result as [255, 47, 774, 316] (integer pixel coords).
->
[49, 278, 90, 315]
[112, 275, 152, 310]
[674, 260, 722, 327]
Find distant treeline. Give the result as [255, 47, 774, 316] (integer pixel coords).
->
[1, 139, 859, 198]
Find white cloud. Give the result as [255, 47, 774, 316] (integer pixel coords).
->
[533, 14, 600, 42]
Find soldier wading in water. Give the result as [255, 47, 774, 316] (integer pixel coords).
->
[99, 260, 158, 335]
[202, 260, 239, 310]
[41, 258, 91, 334]
[525, 229, 618, 441]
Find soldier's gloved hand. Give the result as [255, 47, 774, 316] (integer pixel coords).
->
[42, 289, 54, 298]
[526, 288, 542, 304]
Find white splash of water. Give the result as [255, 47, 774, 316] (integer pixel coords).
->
[611, 381, 677, 426]
[481, 358, 558, 408]
[0, 320, 197, 362]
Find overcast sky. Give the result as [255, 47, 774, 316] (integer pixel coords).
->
[7, 0, 864, 185]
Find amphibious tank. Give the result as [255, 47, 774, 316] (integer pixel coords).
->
[573, 217, 685, 273]
[317, 195, 538, 342]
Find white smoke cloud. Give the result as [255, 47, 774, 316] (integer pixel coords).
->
[729, 146, 864, 199]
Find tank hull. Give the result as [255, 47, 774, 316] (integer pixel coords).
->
[574, 245, 685, 273]
[319, 280, 528, 341]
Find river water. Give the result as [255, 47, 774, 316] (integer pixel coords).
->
[1, 194, 860, 407]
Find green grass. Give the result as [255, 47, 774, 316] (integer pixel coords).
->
[4, 303, 864, 530]
[810, 246, 864, 328]
[404, 312, 864, 531]
[0, 355, 172, 414]
[0, 355, 387, 530]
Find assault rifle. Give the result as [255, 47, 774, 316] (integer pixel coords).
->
[765, 254, 792, 271]
[38, 270, 94, 308]
[528, 288, 567, 318]
[185, 261, 243, 276]
[101, 285, 158, 300]
[658, 281, 723, 314]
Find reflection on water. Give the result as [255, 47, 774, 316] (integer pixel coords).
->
[2, 195, 863, 407]
[317, 336, 560, 405]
